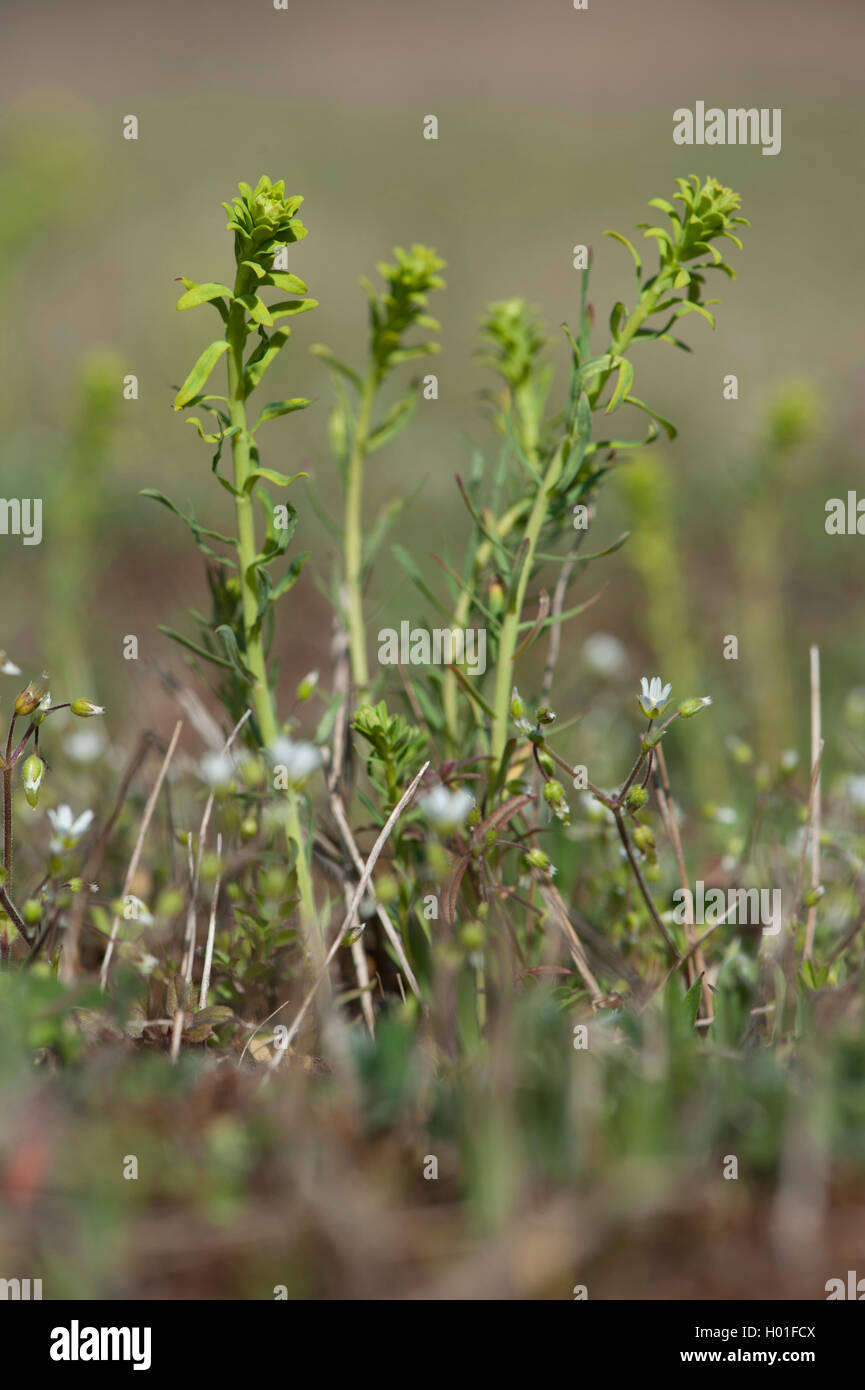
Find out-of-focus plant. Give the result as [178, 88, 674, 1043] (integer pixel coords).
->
[733, 381, 822, 761]
[0, 671, 104, 963]
[313, 244, 445, 690]
[45, 351, 123, 693]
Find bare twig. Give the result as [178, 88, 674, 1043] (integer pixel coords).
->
[804, 646, 822, 960]
[170, 709, 250, 1058]
[199, 832, 223, 1010]
[239, 761, 429, 1068]
[100, 721, 183, 989]
[328, 789, 423, 1001]
[535, 880, 602, 999]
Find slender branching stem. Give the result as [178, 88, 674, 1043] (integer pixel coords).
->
[613, 808, 679, 963]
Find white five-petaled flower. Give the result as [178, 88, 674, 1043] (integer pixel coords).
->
[48, 804, 94, 852]
[420, 785, 474, 832]
[638, 675, 672, 718]
[269, 737, 322, 789]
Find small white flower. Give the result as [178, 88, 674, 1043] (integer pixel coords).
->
[48, 804, 94, 852]
[420, 785, 474, 832]
[583, 632, 628, 678]
[270, 737, 322, 789]
[199, 751, 236, 788]
[0, 651, 20, 676]
[64, 727, 106, 763]
[638, 675, 672, 718]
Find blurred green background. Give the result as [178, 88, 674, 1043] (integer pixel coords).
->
[1, 0, 863, 794]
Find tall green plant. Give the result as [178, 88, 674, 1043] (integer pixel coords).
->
[313, 245, 445, 689]
[147, 177, 320, 940]
[147, 175, 317, 749]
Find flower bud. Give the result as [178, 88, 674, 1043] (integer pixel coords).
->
[625, 785, 648, 811]
[632, 824, 655, 857]
[15, 673, 49, 718]
[510, 687, 526, 721]
[802, 884, 825, 908]
[23, 898, 42, 925]
[678, 696, 712, 718]
[70, 699, 105, 718]
[543, 778, 571, 824]
[524, 847, 556, 876]
[23, 754, 45, 806]
[33, 690, 53, 726]
[296, 670, 319, 702]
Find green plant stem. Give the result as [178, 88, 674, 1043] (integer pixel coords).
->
[344, 372, 376, 690]
[227, 267, 278, 749]
[285, 791, 325, 966]
[590, 269, 673, 408]
[490, 450, 564, 765]
[442, 497, 530, 750]
[226, 274, 319, 945]
[4, 716, 15, 896]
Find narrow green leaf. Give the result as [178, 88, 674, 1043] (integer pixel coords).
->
[673, 301, 716, 329]
[174, 340, 229, 410]
[367, 394, 416, 452]
[243, 329, 290, 395]
[251, 399, 312, 432]
[176, 281, 233, 310]
[269, 298, 318, 321]
[606, 357, 634, 414]
[604, 229, 642, 281]
[264, 270, 309, 294]
[622, 394, 677, 440]
[157, 626, 234, 670]
[270, 552, 310, 602]
[243, 467, 308, 494]
[214, 625, 255, 683]
[236, 294, 273, 327]
[310, 343, 362, 389]
[139, 489, 236, 545]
